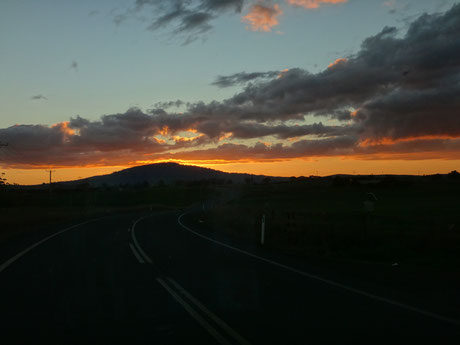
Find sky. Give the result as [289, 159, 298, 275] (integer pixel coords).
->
[1, 0, 459, 184]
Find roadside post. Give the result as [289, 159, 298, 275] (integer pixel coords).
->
[363, 192, 378, 235]
[261, 214, 266, 245]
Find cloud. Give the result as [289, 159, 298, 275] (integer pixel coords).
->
[383, 0, 396, 8]
[0, 109, 204, 168]
[152, 100, 185, 109]
[2, 5, 460, 167]
[286, 0, 347, 9]
[242, 3, 283, 32]
[117, 0, 349, 42]
[70, 60, 78, 71]
[327, 57, 347, 69]
[30, 94, 48, 100]
[118, 0, 247, 44]
[211, 70, 281, 87]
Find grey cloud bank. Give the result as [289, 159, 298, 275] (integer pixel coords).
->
[2, 5, 460, 167]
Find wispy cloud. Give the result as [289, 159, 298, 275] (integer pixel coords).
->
[30, 94, 48, 100]
[211, 70, 281, 87]
[70, 60, 78, 71]
[286, 0, 347, 9]
[116, 0, 246, 44]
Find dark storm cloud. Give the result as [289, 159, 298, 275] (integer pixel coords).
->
[145, 135, 359, 161]
[187, 4, 460, 139]
[227, 122, 355, 139]
[211, 71, 280, 88]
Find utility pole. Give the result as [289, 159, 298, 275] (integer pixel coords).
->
[46, 169, 56, 185]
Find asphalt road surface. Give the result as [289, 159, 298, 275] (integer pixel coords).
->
[1, 209, 460, 344]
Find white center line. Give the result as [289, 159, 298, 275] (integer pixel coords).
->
[131, 213, 253, 344]
[131, 216, 153, 264]
[129, 242, 145, 264]
[156, 277, 233, 345]
[167, 277, 252, 345]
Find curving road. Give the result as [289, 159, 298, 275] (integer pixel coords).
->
[1, 210, 460, 344]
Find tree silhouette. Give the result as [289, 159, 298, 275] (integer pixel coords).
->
[0, 172, 7, 186]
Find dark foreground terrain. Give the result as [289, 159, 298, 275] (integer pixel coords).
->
[1, 173, 460, 344]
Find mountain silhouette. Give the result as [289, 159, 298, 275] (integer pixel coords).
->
[66, 163, 278, 186]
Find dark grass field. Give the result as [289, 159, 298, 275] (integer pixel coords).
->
[0, 184, 213, 244]
[202, 175, 460, 267]
[2, 174, 460, 267]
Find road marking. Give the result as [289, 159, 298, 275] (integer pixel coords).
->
[131, 215, 153, 264]
[131, 214, 252, 344]
[167, 277, 252, 345]
[177, 213, 460, 327]
[156, 277, 233, 345]
[0, 217, 105, 274]
[129, 243, 145, 264]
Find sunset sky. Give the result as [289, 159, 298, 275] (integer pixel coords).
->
[1, 0, 459, 185]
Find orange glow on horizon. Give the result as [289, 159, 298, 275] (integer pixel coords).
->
[3, 157, 460, 185]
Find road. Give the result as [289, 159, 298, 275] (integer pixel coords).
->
[1, 209, 460, 344]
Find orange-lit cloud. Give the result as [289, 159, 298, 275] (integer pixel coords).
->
[383, 0, 396, 8]
[358, 135, 460, 147]
[277, 68, 290, 78]
[350, 109, 359, 117]
[159, 126, 169, 136]
[287, 0, 348, 9]
[328, 57, 348, 69]
[172, 133, 205, 143]
[51, 121, 76, 136]
[242, 3, 283, 32]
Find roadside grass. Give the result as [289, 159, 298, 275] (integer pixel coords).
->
[0, 185, 212, 244]
[203, 178, 460, 267]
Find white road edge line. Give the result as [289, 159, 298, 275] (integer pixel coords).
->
[131, 215, 153, 264]
[0, 217, 105, 274]
[167, 277, 252, 345]
[156, 277, 233, 345]
[177, 213, 460, 327]
[129, 243, 145, 264]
